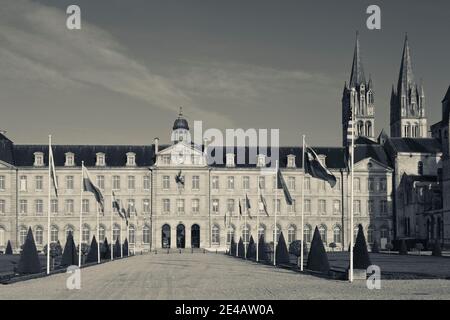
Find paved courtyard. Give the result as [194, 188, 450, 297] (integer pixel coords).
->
[0, 253, 449, 300]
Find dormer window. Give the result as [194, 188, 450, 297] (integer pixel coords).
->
[317, 154, 326, 166]
[34, 152, 44, 167]
[126, 152, 136, 166]
[65, 152, 75, 166]
[287, 155, 296, 168]
[257, 154, 266, 168]
[96, 153, 106, 166]
[226, 153, 235, 167]
[161, 155, 171, 165]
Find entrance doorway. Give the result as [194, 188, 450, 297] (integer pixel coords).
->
[162, 224, 171, 248]
[191, 224, 200, 248]
[176, 224, 186, 248]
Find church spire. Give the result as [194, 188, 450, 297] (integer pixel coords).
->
[397, 33, 415, 95]
[349, 31, 366, 88]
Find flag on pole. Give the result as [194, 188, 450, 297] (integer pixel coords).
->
[259, 194, 269, 216]
[112, 191, 124, 219]
[245, 193, 252, 219]
[82, 166, 105, 212]
[238, 198, 243, 216]
[276, 169, 293, 205]
[224, 212, 227, 225]
[49, 146, 58, 197]
[120, 204, 129, 227]
[304, 147, 337, 188]
[175, 170, 185, 187]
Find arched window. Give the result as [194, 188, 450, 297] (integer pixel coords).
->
[143, 225, 150, 244]
[82, 224, 90, 243]
[113, 224, 121, 242]
[226, 225, 235, 245]
[258, 224, 266, 241]
[51, 225, 59, 243]
[242, 225, 250, 245]
[418, 161, 424, 175]
[20, 227, 28, 245]
[98, 224, 106, 242]
[64, 225, 74, 241]
[333, 225, 342, 244]
[0, 226, 5, 246]
[357, 121, 364, 136]
[288, 225, 296, 243]
[272, 225, 281, 243]
[319, 225, 327, 244]
[365, 121, 372, 137]
[406, 123, 411, 137]
[35, 226, 43, 245]
[129, 225, 135, 244]
[303, 224, 312, 243]
[212, 225, 220, 245]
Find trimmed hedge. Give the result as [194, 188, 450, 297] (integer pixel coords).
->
[353, 224, 371, 269]
[5, 240, 13, 255]
[246, 236, 256, 260]
[101, 238, 111, 260]
[237, 237, 245, 258]
[275, 232, 290, 265]
[257, 235, 269, 262]
[17, 228, 41, 274]
[123, 238, 129, 256]
[230, 237, 236, 256]
[86, 236, 99, 263]
[61, 231, 79, 267]
[399, 239, 408, 255]
[306, 226, 329, 273]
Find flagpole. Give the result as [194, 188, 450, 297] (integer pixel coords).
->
[78, 161, 84, 267]
[46, 135, 52, 275]
[120, 215, 123, 258]
[110, 191, 113, 261]
[256, 181, 260, 262]
[236, 198, 239, 258]
[350, 105, 355, 283]
[274, 160, 278, 266]
[301, 134, 305, 271]
[244, 194, 247, 260]
[96, 202, 100, 263]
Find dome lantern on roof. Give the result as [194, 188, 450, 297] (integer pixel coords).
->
[171, 107, 190, 144]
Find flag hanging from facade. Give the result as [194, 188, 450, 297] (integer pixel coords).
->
[259, 194, 269, 216]
[304, 147, 337, 188]
[276, 169, 293, 205]
[112, 192, 124, 219]
[175, 170, 185, 186]
[82, 166, 105, 212]
[49, 145, 58, 197]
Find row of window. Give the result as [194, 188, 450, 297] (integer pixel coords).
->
[33, 152, 137, 167]
[11, 224, 150, 246]
[215, 223, 388, 246]
[4, 199, 149, 215]
[10, 175, 151, 192]
[0, 198, 389, 215]
[0, 174, 389, 194]
[159, 198, 389, 216]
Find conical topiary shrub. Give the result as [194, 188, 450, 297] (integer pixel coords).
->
[17, 228, 41, 274]
[275, 232, 290, 265]
[237, 237, 245, 258]
[399, 239, 408, 255]
[246, 236, 256, 260]
[353, 224, 371, 269]
[230, 237, 236, 256]
[101, 238, 111, 260]
[123, 238, 129, 256]
[86, 236, 99, 263]
[113, 238, 121, 258]
[371, 240, 380, 253]
[306, 226, 330, 273]
[5, 240, 13, 255]
[258, 235, 269, 262]
[61, 231, 79, 267]
[432, 241, 442, 257]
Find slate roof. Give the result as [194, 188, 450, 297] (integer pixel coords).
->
[386, 138, 441, 154]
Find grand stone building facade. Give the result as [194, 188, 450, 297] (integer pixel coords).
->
[0, 35, 448, 252]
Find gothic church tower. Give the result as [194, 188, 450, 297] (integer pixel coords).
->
[390, 35, 427, 138]
[342, 32, 375, 146]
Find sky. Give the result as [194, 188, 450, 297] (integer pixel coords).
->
[1, 0, 449, 146]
